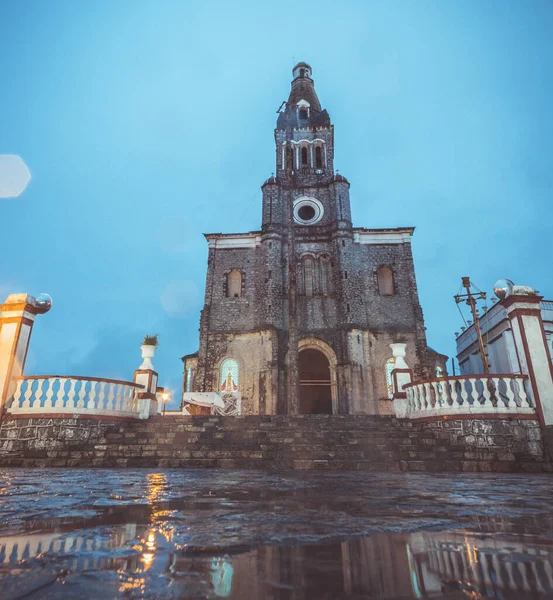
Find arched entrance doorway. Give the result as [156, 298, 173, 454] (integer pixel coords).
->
[299, 349, 333, 414]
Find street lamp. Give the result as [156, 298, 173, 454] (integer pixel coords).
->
[161, 391, 170, 416]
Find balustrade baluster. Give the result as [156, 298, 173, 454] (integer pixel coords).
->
[481, 377, 494, 408]
[491, 377, 503, 407]
[423, 382, 432, 411]
[22, 380, 33, 408]
[458, 379, 469, 406]
[114, 385, 124, 411]
[35, 378, 46, 408]
[106, 383, 115, 410]
[76, 380, 87, 409]
[441, 379, 451, 406]
[450, 381, 459, 406]
[517, 378, 531, 408]
[418, 384, 425, 411]
[44, 378, 55, 408]
[406, 388, 412, 413]
[66, 379, 77, 409]
[412, 386, 420, 411]
[108, 383, 118, 410]
[57, 378, 68, 408]
[97, 381, 107, 410]
[11, 379, 23, 410]
[503, 377, 515, 407]
[88, 381, 98, 409]
[467, 378, 479, 406]
[431, 381, 440, 407]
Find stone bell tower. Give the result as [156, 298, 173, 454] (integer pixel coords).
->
[183, 62, 439, 417]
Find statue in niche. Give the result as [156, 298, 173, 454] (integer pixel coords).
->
[220, 369, 238, 392]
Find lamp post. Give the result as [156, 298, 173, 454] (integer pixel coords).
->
[161, 391, 170, 416]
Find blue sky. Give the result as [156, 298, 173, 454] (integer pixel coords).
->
[1, 0, 552, 408]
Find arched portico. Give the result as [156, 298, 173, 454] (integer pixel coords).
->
[298, 338, 338, 414]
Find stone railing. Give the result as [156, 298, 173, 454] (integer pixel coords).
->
[404, 374, 534, 419]
[8, 376, 143, 419]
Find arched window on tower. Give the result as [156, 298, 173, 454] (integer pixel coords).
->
[304, 257, 314, 296]
[220, 359, 239, 392]
[315, 146, 324, 170]
[297, 262, 305, 296]
[319, 256, 331, 296]
[227, 270, 242, 298]
[377, 266, 395, 296]
[385, 357, 396, 399]
[287, 146, 294, 171]
[301, 146, 308, 167]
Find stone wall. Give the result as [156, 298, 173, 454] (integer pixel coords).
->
[417, 418, 545, 471]
[0, 414, 550, 472]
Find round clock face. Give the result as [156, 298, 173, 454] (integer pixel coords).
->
[293, 197, 324, 225]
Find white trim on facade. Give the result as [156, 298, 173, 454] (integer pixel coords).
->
[206, 234, 262, 249]
[353, 230, 413, 245]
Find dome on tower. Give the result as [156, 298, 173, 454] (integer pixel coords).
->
[292, 62, 312, 79]
[331, 172, 349, 184]
[262, 174, 281, 187]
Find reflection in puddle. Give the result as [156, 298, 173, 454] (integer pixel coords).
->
[1, 525, 552, 598]
[1, 470, 553, 598]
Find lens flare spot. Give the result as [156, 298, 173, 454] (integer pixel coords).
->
[0, 155, 31, 198]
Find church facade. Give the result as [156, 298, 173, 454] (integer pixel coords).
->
[182, 62, 444, 416]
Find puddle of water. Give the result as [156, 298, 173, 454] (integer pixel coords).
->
[0, 469, 552, 599]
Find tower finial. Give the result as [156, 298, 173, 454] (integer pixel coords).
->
[292, 62, 312, 81]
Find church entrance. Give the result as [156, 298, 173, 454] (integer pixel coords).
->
[299, 349, 333, 414]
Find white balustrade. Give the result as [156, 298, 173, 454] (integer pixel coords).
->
[404, 374, 535, 419]
[8, 376, 144, 419]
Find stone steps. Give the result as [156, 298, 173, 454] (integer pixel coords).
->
[0, 414, 550, 472]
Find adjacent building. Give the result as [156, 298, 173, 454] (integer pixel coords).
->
[457, 298, 553, 375]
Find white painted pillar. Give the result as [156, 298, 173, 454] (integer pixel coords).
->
[0, 294, 50, 411]
[503, 293, 553, 428]
[134, 346, 159, 418]
[390, 343, 413, 418]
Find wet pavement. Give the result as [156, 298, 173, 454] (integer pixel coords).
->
[0, 470, 552, 599]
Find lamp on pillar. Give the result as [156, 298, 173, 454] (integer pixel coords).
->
[0, 293, 51, 412]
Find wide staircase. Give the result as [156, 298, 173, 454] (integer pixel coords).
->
[78, 414, 548, 472]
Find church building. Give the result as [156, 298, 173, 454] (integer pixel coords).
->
[182, 62, 445, 416]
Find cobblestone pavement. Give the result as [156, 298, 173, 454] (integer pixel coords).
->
[0, 469, 552, 598]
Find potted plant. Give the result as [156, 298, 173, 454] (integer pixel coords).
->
[140, 334, 158, 370]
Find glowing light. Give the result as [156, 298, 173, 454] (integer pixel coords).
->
[146, 472, 167, 504]
[141, 552, 154, 569]
[0, 155, 31, 198]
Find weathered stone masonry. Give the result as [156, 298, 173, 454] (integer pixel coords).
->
[183, 62, 446, 416]
[0, 415, 549, 472]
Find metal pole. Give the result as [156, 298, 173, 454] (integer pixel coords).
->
[461, 277, 490, 374]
